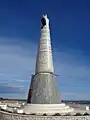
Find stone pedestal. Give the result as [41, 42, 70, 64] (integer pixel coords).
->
[27, 73, 60, 104]
[23, 103, 74, 115]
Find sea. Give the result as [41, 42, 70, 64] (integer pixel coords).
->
[62, 100, 90, 104]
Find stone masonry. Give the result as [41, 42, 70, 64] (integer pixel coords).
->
[0, 111, 90, 120]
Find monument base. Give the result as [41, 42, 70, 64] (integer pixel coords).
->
[27, 73, 60, 104]
[23, 103, 74, 115]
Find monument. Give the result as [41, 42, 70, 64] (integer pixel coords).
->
[23, 15, 74, 115]
[27, 14, 60, 104]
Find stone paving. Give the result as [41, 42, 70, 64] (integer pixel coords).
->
[0, 111, 90, 120]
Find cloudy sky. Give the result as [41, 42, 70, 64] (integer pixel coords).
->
[0, 0, 89, 100]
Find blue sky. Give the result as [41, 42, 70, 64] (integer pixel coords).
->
[0, 0, 90, 100]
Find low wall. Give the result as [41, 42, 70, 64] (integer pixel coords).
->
[0, 111, 90, 120]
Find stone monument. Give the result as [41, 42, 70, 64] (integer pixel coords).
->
[23, 15, 74, 115]
[27, 14, 60, 104]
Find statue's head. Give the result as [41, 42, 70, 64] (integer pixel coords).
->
[41, 14, 49, 29]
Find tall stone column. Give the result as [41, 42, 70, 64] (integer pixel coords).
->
[27, 15, 60, 104]
[35, 15, 54, 74]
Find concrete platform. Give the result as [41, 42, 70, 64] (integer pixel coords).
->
[23, 103, 74, 115]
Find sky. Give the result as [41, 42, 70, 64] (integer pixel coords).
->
[0, 0, 90, 100]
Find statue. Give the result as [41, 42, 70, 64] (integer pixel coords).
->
[41, 15, 49, 29]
